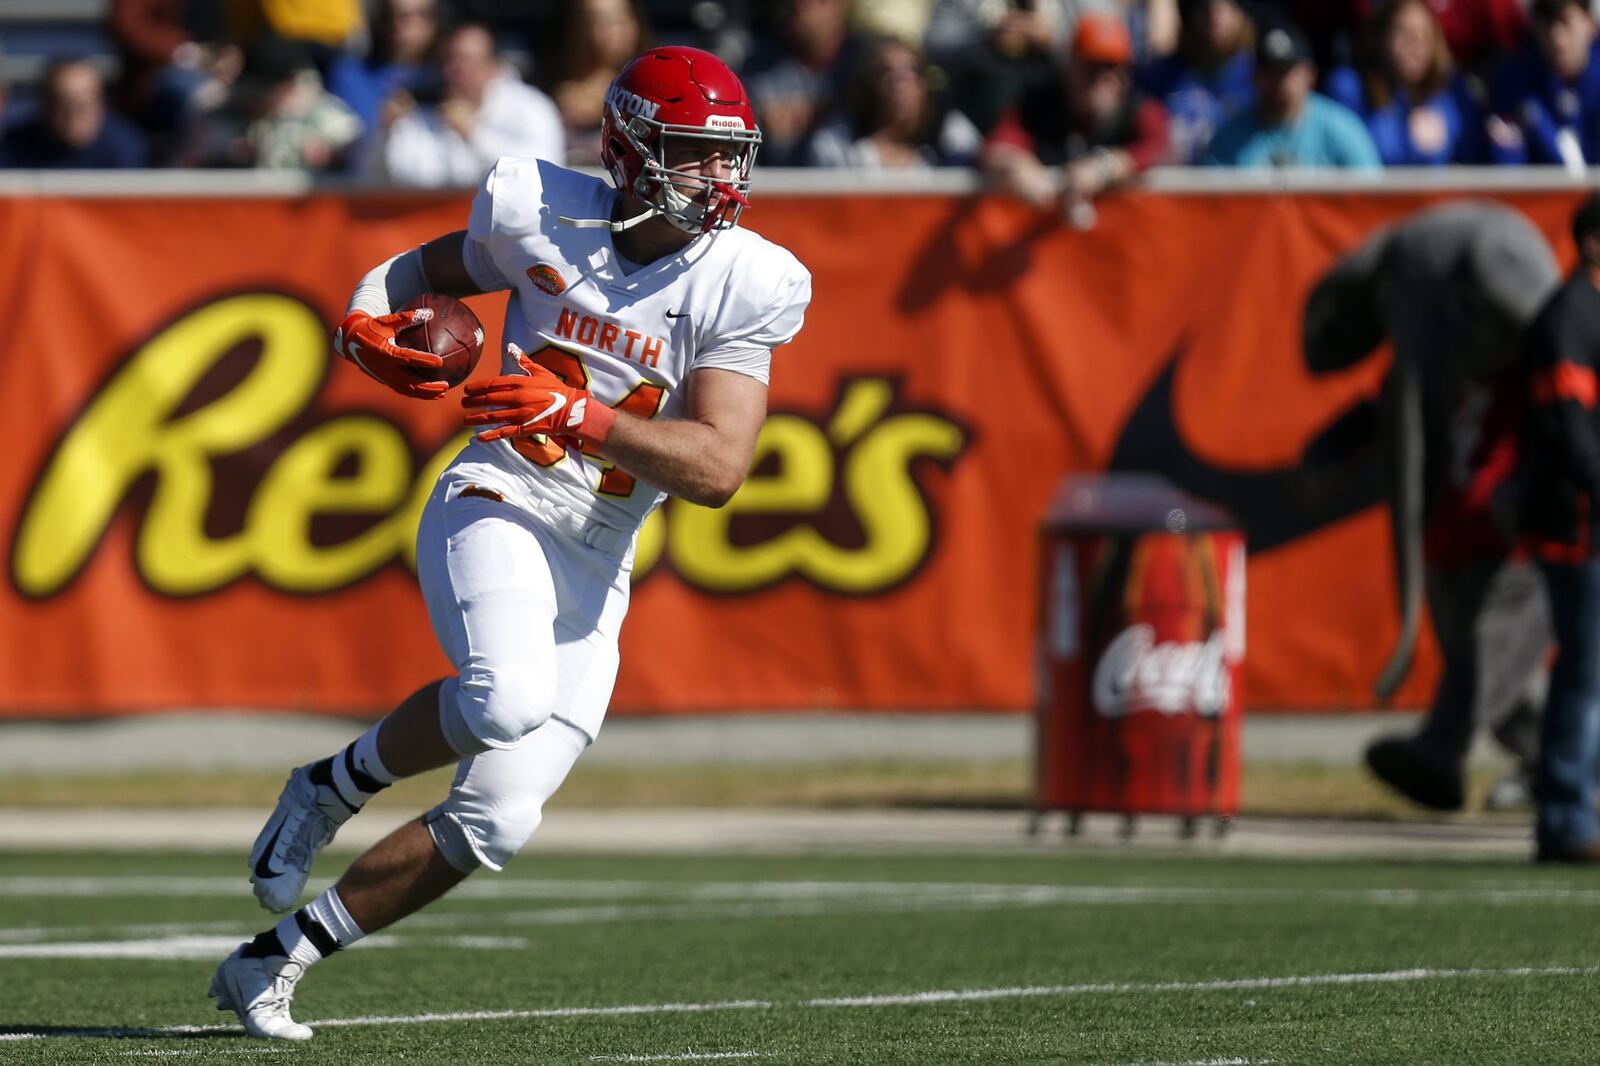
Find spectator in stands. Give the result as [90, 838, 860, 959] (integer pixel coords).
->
[1325, 0, 1487, 166]
[741, 0, 866, 165]
[377, 23, 564, 187]
[548, 0, 651, 166]
[326, 0, 441, 137]
[1517, 193, 1600, 863]
[984, 12, 1169, 216]
[806, 36, 983, 165]
[1140, 0, 1256, 163]
[0, 59, 149, 169]
[109, 0, 241, 140]
[1263, 0, 1364, 72]
[186, 34, 360, 171]
[1265, 0, 1527, 76]
[1204, 23, 1381, 167]
[0, 47, 10, 133]
[927, 0, 1086, 134]
[1420, 0, 1528, 74]
[1125, 0, 1182, 65]
[1488, 0, 1600, 171]
[926, 0, 1101, 61]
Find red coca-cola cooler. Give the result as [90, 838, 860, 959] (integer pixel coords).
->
[1033, 474, 1246, 836]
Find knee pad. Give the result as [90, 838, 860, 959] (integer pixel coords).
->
[437, 665, 554, 756]
[425, 792, 544, 873]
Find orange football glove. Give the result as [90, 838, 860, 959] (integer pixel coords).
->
[333, 308, 448, 400]
[461, 343, 618, 448]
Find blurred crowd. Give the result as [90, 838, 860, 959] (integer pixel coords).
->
[0, 0, 1592, 201]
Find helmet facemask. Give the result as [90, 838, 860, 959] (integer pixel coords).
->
[610, 102, 761, 234]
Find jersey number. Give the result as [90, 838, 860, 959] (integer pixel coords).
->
[508, 342, 668, 498]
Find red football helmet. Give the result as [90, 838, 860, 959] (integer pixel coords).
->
[600, 46, 761, 234]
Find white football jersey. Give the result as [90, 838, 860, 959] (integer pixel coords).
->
[457, 156, 811, 536]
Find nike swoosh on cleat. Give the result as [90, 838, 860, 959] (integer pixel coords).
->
[253, 823, 284, 879]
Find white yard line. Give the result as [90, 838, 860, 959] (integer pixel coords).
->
[117, 1051, 294, 1058]
[590, 1054, 764, 1063]
[0, 933, 523, 960]
[0, 965, 1591, 1042]
[7, 874, 1600, 909]
[7, 879, 1600, 953]
[1100, 1059, 1274, 1066]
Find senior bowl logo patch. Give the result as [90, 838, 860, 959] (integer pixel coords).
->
[527, 263, 567, 296]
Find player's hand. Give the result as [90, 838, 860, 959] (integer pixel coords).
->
[333, 309, 449, 400]
[461, 343, 617, 448]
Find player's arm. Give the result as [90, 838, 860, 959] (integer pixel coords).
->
[597, 368, 767, 508]
[336, 231, 508, 399]
[463, 357, 766, 508]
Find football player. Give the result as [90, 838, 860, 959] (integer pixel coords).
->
[208, 46, 810, 1040]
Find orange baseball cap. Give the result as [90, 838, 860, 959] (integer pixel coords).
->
[1072, 11, 1134, 66]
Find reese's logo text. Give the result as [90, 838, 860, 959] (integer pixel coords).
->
[11, 292, 969, 599]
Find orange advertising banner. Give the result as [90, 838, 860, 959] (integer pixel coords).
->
[0, 186, 1585, 718]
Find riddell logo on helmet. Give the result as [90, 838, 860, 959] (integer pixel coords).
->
[606, 86, 660, 120]
[706, 115, 746, 131]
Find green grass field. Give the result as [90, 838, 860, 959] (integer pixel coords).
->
[2, 848, 1598, 1064]
[0, 760, 1525, 819]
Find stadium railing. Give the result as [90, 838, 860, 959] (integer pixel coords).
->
[0, 166, 1595, 197]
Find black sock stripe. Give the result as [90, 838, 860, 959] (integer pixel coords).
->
[309, 755, 359, 814]
[342, 745, 386, 796]
[294, 909, 342, 957]
[240, 929, 288, 960]
[307, 757, 335, 788]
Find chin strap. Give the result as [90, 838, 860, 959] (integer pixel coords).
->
[557, 204, 661, 232]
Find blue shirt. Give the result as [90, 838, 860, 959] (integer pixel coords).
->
[1140, 51, 1256, 164]
[1488, 41, 1600, 166]
[325, 53, 429, 134]
[1204, 92, 1383, 168]
[1325, 66, 1487, 166]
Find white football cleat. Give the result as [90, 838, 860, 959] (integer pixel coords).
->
[209, 946, 313, 1041]
[249, 766, 336, 913]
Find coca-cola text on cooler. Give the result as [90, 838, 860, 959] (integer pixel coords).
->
[1091, 625, 1230, 718]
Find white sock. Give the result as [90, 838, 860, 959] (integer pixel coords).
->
[273, 887, 365, 969]
[311, 723, 396, 823]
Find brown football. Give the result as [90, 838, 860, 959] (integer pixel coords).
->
[392, 293, 485, 389]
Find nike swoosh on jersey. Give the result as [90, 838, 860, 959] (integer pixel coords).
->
[523, 392, 567, 427]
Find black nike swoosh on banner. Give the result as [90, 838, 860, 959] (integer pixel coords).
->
[253, 823, 284, 879]
[1107, 349, 1385, 553]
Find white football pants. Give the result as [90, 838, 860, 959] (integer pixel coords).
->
[413, 465, 632, 871]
